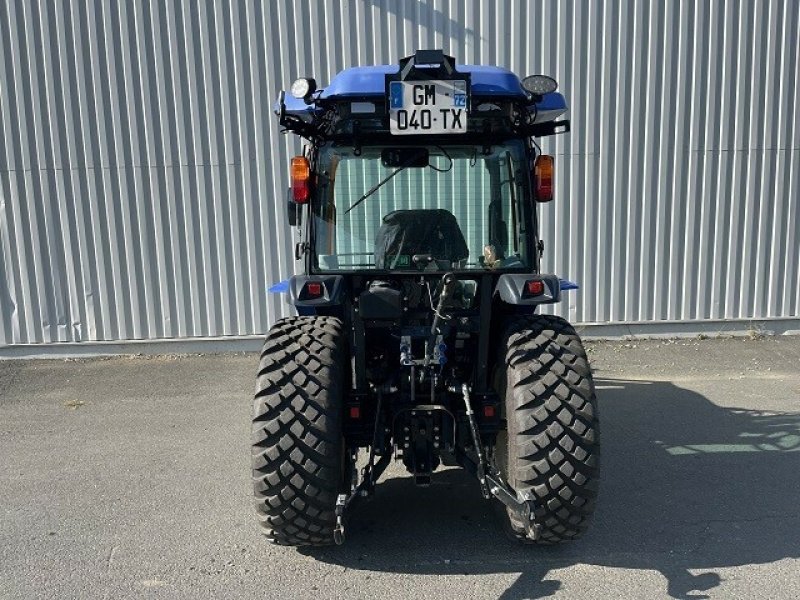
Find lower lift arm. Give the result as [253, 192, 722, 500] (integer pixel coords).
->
[460, 383, 541, 541]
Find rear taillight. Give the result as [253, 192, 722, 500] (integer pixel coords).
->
[291, 156, 311, 203]
[305, 281, 323, 298]
[534, 155, 554, 202]
[524, 279, 545, 297]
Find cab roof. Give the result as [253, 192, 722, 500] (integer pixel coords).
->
[275, 57, 568, 128]
[320, 64, 528, 99]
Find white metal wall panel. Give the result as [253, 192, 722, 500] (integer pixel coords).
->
[0, 0, 798, 346]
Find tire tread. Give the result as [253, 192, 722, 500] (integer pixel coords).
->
[499, 314, 600, 544]
[251, 316, 346, 546]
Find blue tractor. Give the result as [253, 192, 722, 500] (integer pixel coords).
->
[253, 51, 599, 546]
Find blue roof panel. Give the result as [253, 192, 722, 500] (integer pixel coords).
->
[320, 64, 529, 99]
[278, 64, 567, 123]
[320, 65, 397, 98]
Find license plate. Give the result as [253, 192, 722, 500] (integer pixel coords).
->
[388, 80, 468, 135]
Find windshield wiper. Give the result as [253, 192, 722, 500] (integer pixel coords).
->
[344, 149, 426, 215]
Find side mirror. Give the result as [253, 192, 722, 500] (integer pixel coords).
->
[287, 189, 303, 227]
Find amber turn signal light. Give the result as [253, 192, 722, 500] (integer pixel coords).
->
[291, 156, 311, 203]
[534, 154, 554, 202]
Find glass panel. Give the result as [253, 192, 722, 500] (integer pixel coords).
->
[314, 144, 527, 271]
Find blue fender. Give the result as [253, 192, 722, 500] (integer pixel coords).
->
[559, 279, 579, 291]
[268, 280, 290, 294]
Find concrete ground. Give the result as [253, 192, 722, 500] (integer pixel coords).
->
[1, 336, 799, 599]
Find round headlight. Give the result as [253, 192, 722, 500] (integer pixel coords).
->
[521, 75, 558, 96]
[290, 77, 317, 100]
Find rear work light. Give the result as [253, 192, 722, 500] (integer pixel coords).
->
[534, 154, 554, 202]
[290, 77, 317, 101]
[291, 156, 311, 203]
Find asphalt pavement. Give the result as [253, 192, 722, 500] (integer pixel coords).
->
[1, 335, 799, 599]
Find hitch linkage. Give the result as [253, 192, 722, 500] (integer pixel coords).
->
[334, 388, 390, 545]
[460, 383, 541, 541]
[333, 451, 391, 545]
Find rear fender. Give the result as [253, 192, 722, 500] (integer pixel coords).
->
[494, 274, 562, 305]
[289, 275, 345, 307]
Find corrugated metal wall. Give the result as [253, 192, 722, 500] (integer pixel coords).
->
[1, 0, 798, 346]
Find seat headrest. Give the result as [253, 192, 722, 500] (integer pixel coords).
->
[374, 209, 469, 269]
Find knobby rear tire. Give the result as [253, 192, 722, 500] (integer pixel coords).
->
[495, 314, 600, 544]
[251, 316, 347, 546]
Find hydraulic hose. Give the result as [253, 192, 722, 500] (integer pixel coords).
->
[422, 272, 457, 371]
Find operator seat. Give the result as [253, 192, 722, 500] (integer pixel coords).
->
[374, 209, 469, 269]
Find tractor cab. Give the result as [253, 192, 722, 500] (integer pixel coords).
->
[278, 51, 567, 278]
[253, 51, 599, 548]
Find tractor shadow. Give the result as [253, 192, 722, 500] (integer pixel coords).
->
[302, 378, 800, 599]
